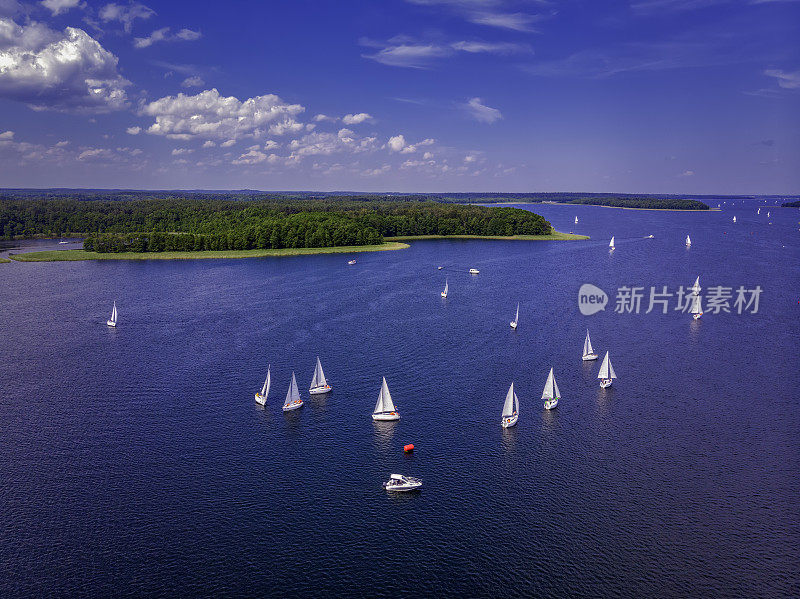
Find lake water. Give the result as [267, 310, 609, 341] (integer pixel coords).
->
[1, 201, 798, 597]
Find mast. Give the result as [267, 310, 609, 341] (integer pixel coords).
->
[374, 377, 395, 414]
[598, 351, 616, 379]
[284, 372, 300, 407]
[312, 357, 327, 388]
[584, 330, 594, 355]
[542, 368, 557, 399]
[111, 301, 117, 322]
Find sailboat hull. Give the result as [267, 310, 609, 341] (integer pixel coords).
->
[282, 400, 304, 412]
[600, 379, 613, 389]
[255, 393, 267, 405]
[692, 313, 702, 320]
[106, 320, 116, 327]
[582, 353, 598, 361]
[441, 292, 447, 298]
[501, 414, 518, 428]
[510, 321, 517, 329]
[543, 398, 559, 410]
[309, 385, 331, 395]
[372, 412, 400, 421]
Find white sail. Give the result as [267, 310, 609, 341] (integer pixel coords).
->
[541, 368, 559, 400]
[261, 365, 271, 397]
[284, 372, 300, 408]
[691, 276, 701, 295]
[374, 377, 395, 414]
[686, 235, 691, 245]
[574, 216, 578, 224]
[310, 357, 327, 388]
[443, 280, 448, 295]
[733, 216, 736, 223]
[110, 301, 117, 323]
[609, 236, 615, 249]
[598, 351, 617, 379]
[583, 330, 594, 356]
[513, 303, 519, 325]
[690, 294, 703, 315]
[502, 382, 517, 417]
[767, 211, 770, 217]
[757, 208, 760, 214]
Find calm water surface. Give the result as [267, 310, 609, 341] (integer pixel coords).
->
[1, 201, 799, 597]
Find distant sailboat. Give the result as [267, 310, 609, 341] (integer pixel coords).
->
[733, 216, 736, 223]
[510, 303, 519, 329]
[767, 211, 770, 218]
[757, 208, 761, 215]
[372, 377, 399, 421]
[501, 382, 519, 428]
[574, 216, 578, 224]
[598, 351, 617, 388]
[282, 372, 304, 412]
[106, 301, 117, 327]
[255, 365, 271, 405]
[441, 279, 448, 298]
[609, 236, 615, 250]
[469, 268, 480, 274]
[690, 294, 703, 320]
[691, 275, 701, 296]
[685, 234, 691, 247]
[582, 330, 598, 361]
[309, 357, 331, 395]
[542, 368, 560, 410]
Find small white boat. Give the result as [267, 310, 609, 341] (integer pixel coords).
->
[469, 268, 480, 274]
[106, 301, 117, 327]
[574, 216, 578, 224]
[598, 351, 617, 388]
[733, 216, 736, 223]
[767, 212, 770, 218]
[647, 234, 654, 239]
[757, 208, 761, 215]
[609, 236, 615, 250]
[58, 239, 69, 245]
[501, 382, 519, 428]
[282, 372, 304, 412]
[437, 266, 443, 270]
[309, 356, 331, 395]
[510, 302, 519, 329]
[348, 259, 356, 265]
[383, 474, 422, 492]
[690, 294, 703, 320]
[582, 330, 598, 361]
[542, 368, 560, 410]
[372, 377, 400, 421]
[441, 279, 448, 298]
[685, 234, 691, 246]
[255, 365, 271, 405]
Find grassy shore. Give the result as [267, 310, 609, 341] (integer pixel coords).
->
[386, 230, 589, 241]
[9, 242, 409, 262]
[0, 257, 11, 263]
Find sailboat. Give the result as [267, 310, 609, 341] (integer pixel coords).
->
[767, 211, 770, 218]
[757, 208, 761, 215]
[582, 330, 598, 361]
[282, 372, 304, 412]
[609, 236, 615, 251]
[510, 303, 519, 329]
[685, 234, 691, 247]
[574, 216, 578, 224]
[255, 365, 271, 405]
[598, 351, 617, 388]
[733, 216, 737, 223]
[106, 301, 117, 327]
[690, 293, 703, 320]
[541, 368, 560, 410]
[441, 279, 448, 298]
[309, 357, 331, 395]
[691, 275, 701, 296]
[372, 377, 399, 421]
[501, 382, 519, 428]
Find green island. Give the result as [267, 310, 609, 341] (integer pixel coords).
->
[781, 200, 800, 208]
[0, 193, 587, 261]
[0, 257, 11, 263]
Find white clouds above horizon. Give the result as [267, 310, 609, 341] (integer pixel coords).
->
[361, 36, 532, 68]
[461, 97, 502, 123]
[40, 0, 83, 16]
[764, 68, 800, 89]
[0, 18, 129, 112]
[99, 2, 155, 33]
[134, 27, 200, 48]
[342, 112, 373, 125]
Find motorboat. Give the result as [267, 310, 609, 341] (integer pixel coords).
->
[383, 474, 422, 492]
[469, 268, 480, 274]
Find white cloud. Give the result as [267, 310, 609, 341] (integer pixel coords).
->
[0, 18, 129, 112]
[342, 112, 373, 125]
[98, 2, 155, 33]
[201, 140, 215, 148]
[0, 130, 14, 140]
[220, 139, 236, 147]
[423, 151, 433, 159]
[263, 140, 279, 150]
[171, 147, 192, 155]
[55, 140, 69, 146]
[387, 134, 434, 154]
[764, 68, 800, 89]
[468, 12, 541, 32]
[313, 113, 336, 122]
[678, 169, 694, 177]
[387, 134, 407, 152]
[362, 164, 391, 176]
[181, 75, 204, 88]
[40, 0, 82, 16]
[461, 97, 502, 123]
[232, 148, 268, 165]
[450, 41, 532, 54]
[361, 39, 452, 68]
[134, 27, 200, 49]
[141, 88, 305, 141]
[126, 126, 141, 134]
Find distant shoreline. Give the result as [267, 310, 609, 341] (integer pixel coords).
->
[386, 230, 589, 241]
[9, 242, 409, 262]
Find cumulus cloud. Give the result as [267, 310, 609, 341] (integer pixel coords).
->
[386, 134, 434, 153]
[126, 126, 141, 134]
[171, 147, 192, 155]
[764, 68, 800, 89]
[0, 18, 129, 112]
[201, 140, 216, 148]
[387, 134, 407, 152]
[461, 97, 502, 123]
[181, 75, 204, 88]
[342, 112, 373, 125]
[0, 130, 14, 140]
[99, 2, 155, 33]
[40, 0, 83, 16]
[134, 27, 200, 48]
[140, 88, 305, 141]
[313, 113, 336, 122]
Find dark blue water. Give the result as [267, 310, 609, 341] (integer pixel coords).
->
[1, 202, 798, 597]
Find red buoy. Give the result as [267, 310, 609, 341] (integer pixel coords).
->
[403, 444, 414, 453]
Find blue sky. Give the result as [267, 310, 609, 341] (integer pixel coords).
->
[0, 0, 798, 193]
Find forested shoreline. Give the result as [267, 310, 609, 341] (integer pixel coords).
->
[0, 199, 553, 252]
